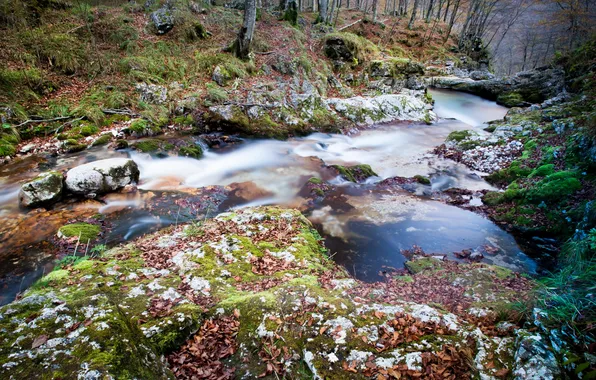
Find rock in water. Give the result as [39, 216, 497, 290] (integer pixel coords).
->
[18, 171, 63, 208]
[65, 158, 140, 196]
[151, 7, 174, 35]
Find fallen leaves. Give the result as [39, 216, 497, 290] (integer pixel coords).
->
[250, 252, 301, 276]
[357, 344, 474, 380]
[167, 312, 240, 380]
[31, 334, 48, 349]
[374, 313, 452, 352]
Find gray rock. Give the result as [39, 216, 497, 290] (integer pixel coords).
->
[513, 333, 561, 379]
[150, 7, 174, 35]
[429, 66, 565, 105]
[18, 171, 63, 208]
[135, 83, 167, 104]
[470, 70, 495, 81]
[212, 66, 228, 86]
[65, 158, 140, 196]
[19, 143, 36, 154]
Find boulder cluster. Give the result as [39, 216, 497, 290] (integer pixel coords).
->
[18, 158, 140, 208]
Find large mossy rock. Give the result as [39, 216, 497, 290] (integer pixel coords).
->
[323, 32, 379, 64]
[150, 7, 174, 35]
[65, 158, 140, 196]
[429, 67, 566, 105]
[18, 171, 63, 208]
[0, 206, 557, 379]
[368, 58, 425, 79]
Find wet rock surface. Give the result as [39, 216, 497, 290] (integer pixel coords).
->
[65, 158, 140, 196]
[0, 207, 556, 379]
[18, 171, 63, 208]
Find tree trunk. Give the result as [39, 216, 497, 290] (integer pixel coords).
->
[443, 0, 451, 21]
[234, 0, 257, 59]
[425, 0, 434, 22]
[329, 0, 337, 23]
[408, 0, 420, 29]
[372, 0, 378, 22]
[443, 0, 459, 42]
[318, 0, 328, 22]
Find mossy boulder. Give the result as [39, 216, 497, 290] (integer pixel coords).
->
[0, 207, 542, 379]
[178, 144, 203, 159]
[330, 164, 378, 183]
[324, 32, 379, 64]
[526, 171, 582, 203]
[368, 58, 424, 78]
[132, 138, 175, 154]
[91, 134, 112, 147]
[57, 222, 101, 243]
[497, 92, 527, 107]
[18, 171, 64, 208]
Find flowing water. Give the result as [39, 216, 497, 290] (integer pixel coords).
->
[0, 89, 537, 304]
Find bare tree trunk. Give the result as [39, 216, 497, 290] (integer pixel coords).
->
[443, 0, 459, 42]
[329, 0, 337, 22]
[425, 0, 434, 22]
[318, 0, 328, 22]
[234, 0, 257, 59]
[443, 0, 451, 21]
[372, 0, 378, 21]
[408, 0, 420, 29]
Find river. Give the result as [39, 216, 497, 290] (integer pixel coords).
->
[0, 89, 536, 304]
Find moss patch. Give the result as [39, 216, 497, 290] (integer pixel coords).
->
[58, 222, 101, 243]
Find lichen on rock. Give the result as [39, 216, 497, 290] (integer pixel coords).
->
[0, 206, 552, 379]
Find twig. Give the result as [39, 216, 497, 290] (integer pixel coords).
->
[54, 116, 85, 135]
[337, 18, 363, 31]
[254, 51, 276, 55]
[102, 108, 141, 117]
[16, 116, 73, 128]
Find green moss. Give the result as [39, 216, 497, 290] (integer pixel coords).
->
[58, 223, 101, 243]
[115, 139, 129, 149]
[414, 175, 431, 185]
[133, 139, 161, 152]
[42, 269, 69, 283]
[308, 177, 322, 184]
[91, 134, 111, 146]
[486, 161, 532, 184]
[323, 32, 379, 64]
[78, 124, 99, 137]
[0, 138, 17, 156]
[482, 191, 504, 206]
[127, 118, 160, 136]
[497, 92, 526, 107]
[179, 145, 203, 159]
[331, 164, 377, 183]
[447, 130, 471, 142]
[529, 164, 555, 178]
[405, 257, 442, 274]
[527, 171, 582, 203]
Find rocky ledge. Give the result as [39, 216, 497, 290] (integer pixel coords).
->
[0, 207, 558, 379]
[428, 66, 565, 107]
